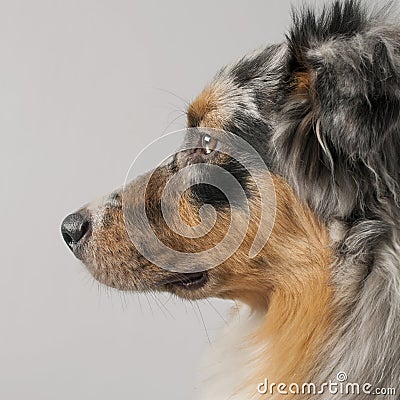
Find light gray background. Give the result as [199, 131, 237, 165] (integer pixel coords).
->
[0, 1, 315, 399]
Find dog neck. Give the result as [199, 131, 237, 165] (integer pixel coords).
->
[198, 178, 335, 399]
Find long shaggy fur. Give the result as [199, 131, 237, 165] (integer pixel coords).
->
[274, 2, 400, 396]
[197, 1, 400, 396]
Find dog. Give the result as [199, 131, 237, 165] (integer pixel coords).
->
[62, 1, 400, 398]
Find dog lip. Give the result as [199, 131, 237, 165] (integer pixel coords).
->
[161, 271, 208, 290]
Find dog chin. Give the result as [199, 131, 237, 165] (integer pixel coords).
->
[159, 271, 211, 300]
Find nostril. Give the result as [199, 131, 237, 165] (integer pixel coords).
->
[61, 213, 91, 249]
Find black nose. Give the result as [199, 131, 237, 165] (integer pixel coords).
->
[61, 212, 90, 249]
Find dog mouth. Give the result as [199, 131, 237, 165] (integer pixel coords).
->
[160, 271, 208, 290]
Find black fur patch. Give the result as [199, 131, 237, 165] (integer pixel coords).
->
[190, 157, 253, 209]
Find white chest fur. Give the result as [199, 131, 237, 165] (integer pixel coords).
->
[195, 305, 267, 400]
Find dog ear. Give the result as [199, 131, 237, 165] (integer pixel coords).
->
[273, 0, 400, 218]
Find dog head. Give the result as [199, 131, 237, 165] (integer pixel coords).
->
[61, 123, 329, 308]
[62, 1, 399, 305]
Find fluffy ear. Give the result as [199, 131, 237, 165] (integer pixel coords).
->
[273, 0, 400, 219]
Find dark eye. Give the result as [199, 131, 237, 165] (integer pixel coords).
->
[201, 134, 219, 154]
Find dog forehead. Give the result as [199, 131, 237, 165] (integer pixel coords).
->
[186, 44, 286, 132]
[187, 82, 231, 129]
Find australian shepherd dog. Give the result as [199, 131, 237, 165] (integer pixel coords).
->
[62, 1, 400, 398]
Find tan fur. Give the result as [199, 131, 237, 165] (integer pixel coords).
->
[194, 176, 334, 398]
[250, 178, 333, 395]
[187, 84, 229, 129]
[292, 70, 312, 97]
[213, 177, 333, 397]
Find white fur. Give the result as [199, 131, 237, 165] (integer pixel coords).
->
[196, 304, 267, 400]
